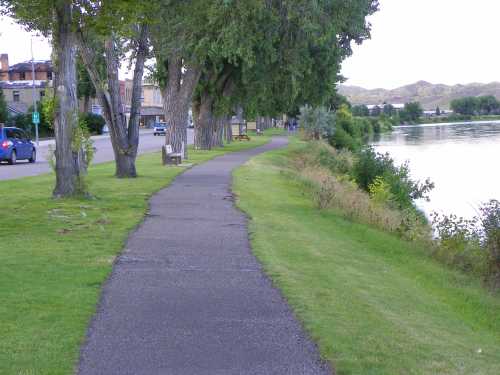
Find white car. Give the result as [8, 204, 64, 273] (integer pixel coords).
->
[153, 123, 167, 136]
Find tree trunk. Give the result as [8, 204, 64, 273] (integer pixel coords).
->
[52, 2, 87, 198]
[76, 24, 148, 178]
[194, 92, 216, 150]
[162, 56, 201, 159]
[83, 95, 90, 113]
[214, 117, 224, 147]
[225, 118, 232, 143]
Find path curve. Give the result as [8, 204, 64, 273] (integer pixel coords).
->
[78, 137, 331, 375]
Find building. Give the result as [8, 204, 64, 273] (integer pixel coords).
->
[0, 81, 51, 116]
[0, 53, 166, 128]
[123, 79, 164, 127]
[0, 54, 53, 117]
[0, 54, 53, 82]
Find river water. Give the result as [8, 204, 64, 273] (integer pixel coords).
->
[371, 121, 500, 219]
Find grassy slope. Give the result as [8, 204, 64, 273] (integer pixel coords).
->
[0, 135, 271, 375]
[233, 143, 500, 375]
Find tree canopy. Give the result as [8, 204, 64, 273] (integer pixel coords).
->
[451, 95, 500, 115]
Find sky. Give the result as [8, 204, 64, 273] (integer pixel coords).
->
[341, 0, 500, 89]
[1, 0, 499, 89]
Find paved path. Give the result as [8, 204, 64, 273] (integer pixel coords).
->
[78, 137, 331, 375]
[0, 129, 194, 181]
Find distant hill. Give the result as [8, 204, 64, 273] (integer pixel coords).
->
[338, 81, 500, 110]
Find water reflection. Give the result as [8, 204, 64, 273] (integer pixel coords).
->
[371, 122, 500, 219]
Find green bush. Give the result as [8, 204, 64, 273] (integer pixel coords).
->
[329, 127, 360, 152]
[81, 113, 106, 135]
[432, 200, 500, 288]
[352, 147, 434, 210]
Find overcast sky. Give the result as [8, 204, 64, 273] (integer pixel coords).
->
[1, 0, 499, 89]
[342, 0, 500, 89]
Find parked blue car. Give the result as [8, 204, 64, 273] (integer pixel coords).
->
[0, 127, 36, 164]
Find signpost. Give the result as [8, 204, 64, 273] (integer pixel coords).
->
[32, 111, 40, 125]
[32, 111, 39, 146]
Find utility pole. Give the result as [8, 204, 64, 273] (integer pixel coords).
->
[31, 37, 39, 146]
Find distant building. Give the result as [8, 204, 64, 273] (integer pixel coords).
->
[122, 79, 164, 127]
[0, 54, 53, 117]
[0, 80, 51, 116]
[0, 54, 53, 82]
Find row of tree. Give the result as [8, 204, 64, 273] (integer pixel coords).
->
[352, 102, 423, 123]
[450, 95, 500, 116]
[1, 0, 378, 198]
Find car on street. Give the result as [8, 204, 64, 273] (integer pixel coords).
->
[0, 127, 36, 164]
[153, 122, 167, 136]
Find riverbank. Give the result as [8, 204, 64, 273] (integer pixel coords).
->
[0, 134, 273, 375]
[396, 118, 500, 128]
[234, 139, 500, 374]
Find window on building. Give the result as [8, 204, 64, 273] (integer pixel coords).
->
[47, 71, 52, 80]
[19, 72, 26, 80]
[13, 91, 20, 102]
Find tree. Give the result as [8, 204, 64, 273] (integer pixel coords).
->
[185, 0, 379, 152]
[450, 97, 478, 116]
[329, 94, 351, 112]
[477, 95, 499, 115]
[383, 103, 394, 116]
[371, 105, 381, 117]
[352, 104, 370, 117]
[403, 101, 423, 121]
[0, 87, 7, 123]
[77, 24, 149, 177]
[150, 0, 213, 157]
[75, 1, 153, 177]
[435, 106, 441, 116]
[77, 56, 98, 114]
[2, 0, 89, 197]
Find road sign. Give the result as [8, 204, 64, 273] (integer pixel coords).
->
[32, 111, 40, 125]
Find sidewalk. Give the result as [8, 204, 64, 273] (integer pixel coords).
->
[77, 137, 330, 375]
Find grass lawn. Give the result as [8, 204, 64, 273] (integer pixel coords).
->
[233, 142, 500, 375]
[0, 134, 271, 375]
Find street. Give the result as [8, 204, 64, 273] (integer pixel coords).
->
[0, 129, 194, 181]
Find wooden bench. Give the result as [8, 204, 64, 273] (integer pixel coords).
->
[232, 134, 251, 141]
[162, 144, 182, 165]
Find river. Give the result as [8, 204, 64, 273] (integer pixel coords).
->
[371, 121, 500, 219]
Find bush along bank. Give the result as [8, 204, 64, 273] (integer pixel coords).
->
[298, 105, 500, 290]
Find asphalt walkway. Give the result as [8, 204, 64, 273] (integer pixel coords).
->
[78, 137, 331, 375]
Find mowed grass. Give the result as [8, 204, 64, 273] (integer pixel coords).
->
[233, 144, 500, 375]
[0, 135, 271, 375]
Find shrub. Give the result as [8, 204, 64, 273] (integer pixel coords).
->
[352, 147, 434, 210]
[432, 200, 500, 288]
[291, 142, 430, 241]
[368, 176, 394, 206]
[299, 105, 335, 140]
[328, 127, 360, 152]
[480, 200, 500, 287]
[432, 213, 487, 275]
[336, 104, 360, 138]
[81, 113, 106, 135]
